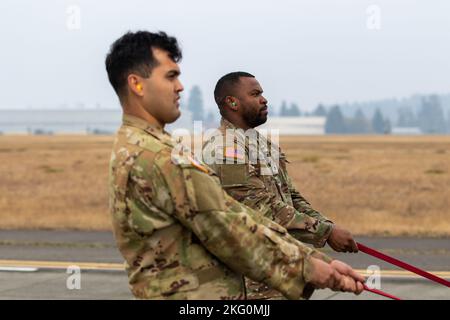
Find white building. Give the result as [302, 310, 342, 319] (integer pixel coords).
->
[391, 127, 422, 135]
[259, 116, 326, 135]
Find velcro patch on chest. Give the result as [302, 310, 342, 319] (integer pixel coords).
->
[220, 164, 247, 187]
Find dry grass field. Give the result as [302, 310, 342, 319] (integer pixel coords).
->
[0, 134, 449, 236]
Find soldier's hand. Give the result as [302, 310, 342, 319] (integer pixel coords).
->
[307, 258, 365, 294]
[307, 257, 340, 289]
[330, 260, 365, 283]
[336, 275, 365, 294]
[327, 225, 358, 253]
[330, 260, 365, 294]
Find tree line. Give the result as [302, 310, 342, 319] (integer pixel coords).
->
[185, 86, 450, 134]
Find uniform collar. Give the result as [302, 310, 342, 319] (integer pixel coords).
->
[219, 117, 238, 131]
[219, 117, 248, 144]
[218, 117, 283, 156]
[122, 114, 173, 145]
[219, 117, 265, 141]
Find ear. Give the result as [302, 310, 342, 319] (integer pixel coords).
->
[226, 96, 238, 111]
[127, 74, 144, 97]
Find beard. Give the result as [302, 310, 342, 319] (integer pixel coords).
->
[243, 106, 268, 128]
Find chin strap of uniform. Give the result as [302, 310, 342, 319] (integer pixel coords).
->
[357, 242, 450, 288]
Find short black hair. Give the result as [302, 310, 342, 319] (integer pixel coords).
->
[214, 71, 255, 107]
[105, 30, 182, 98]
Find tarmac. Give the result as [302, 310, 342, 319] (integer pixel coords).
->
[0, 230, 448, 300]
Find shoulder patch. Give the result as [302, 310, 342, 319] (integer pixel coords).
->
[171, 153, 209, 174]
[188, 155, 209, 173]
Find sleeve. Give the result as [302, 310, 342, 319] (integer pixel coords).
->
[281, 155, 333, 225]
[136, 150, 333, 300]
[289, 185, 333, 223]
[284, 164, 336, 247]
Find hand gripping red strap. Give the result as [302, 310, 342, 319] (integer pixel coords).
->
[357, 242, 450, 288]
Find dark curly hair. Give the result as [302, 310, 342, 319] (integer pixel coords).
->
[105, 31, 182, 98]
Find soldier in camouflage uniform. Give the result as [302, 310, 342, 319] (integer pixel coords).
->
[105, 31, 364, 299]
[202, 72, 359, 299]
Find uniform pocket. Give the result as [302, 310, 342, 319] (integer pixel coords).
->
[220, 164, 248, 187]
[262, 223, 300, 262]
[182, 166, 227, 212]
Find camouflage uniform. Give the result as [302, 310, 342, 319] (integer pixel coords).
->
[202, 117, 334, 299]
[109, 114, 332, 300]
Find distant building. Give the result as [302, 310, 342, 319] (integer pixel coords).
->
[0, 109, 121, 134]
[0, 108, 194, 135]
[259, 116, 326, 135]
[391, 127, 422, 135]
[0, 109, 326, 136]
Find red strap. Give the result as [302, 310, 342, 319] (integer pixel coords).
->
[363, 284, 401, 300]
[357, 242, 450, 288]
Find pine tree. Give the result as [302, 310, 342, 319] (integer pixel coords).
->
[349, 108, 370, 134]
[187, 86, 204, 121]
[418, 95, 446, 134]
[313, 104, 327, 116]
[397, 107, 418, 127]
[325, 105, 346, 134]
[289, 103, 300, 116]
[205, 110, 216, 128]
[372, 108, 385, 134]
[384, 118, 392, 134]
[447, 110, 450, 134]
[280, 101, 288, 117]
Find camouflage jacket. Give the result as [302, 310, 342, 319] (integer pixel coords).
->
[202, 118, 334, 299]
[109, 114, 332, 300]
[202, 118, 334, 248]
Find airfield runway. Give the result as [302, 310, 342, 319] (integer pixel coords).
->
[0, 230, 448, 300]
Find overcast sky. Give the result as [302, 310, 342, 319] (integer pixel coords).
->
[0, 0, 449, 111]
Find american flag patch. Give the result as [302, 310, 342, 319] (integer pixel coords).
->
[224, 147, 245, 160]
